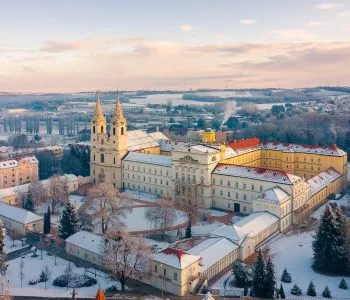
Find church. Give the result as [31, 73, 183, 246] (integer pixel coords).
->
[90, 95, 347, 228]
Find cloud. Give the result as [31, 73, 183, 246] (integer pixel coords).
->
[308, 21, 324, 26]
[240, 19, 256, 25]
[337, 11, 350, 17]
[265, 29, 315, 42]
[40, 39, 99, 53]
[177, 24, 193, 32]
[315, 3, 339, 9]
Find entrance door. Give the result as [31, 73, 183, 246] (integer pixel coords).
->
[234, 203, 240, 213]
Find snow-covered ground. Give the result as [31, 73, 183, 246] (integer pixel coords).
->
[5, 252, 121, 298]
[122, 189, 159, 203]
[200, 209, 229, 217]
[4, 235, 27, 254]
[267, 232, 349, 298]
[123, 206, 188, 232]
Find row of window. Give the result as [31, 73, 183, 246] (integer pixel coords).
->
[212, 179, 264, 192]
[262, 152, 322, 163]
[154, 265, 178, 281]
[123, 182, 169, 196]
[123, 164, 169, 176]
[123, 173, 169, 186]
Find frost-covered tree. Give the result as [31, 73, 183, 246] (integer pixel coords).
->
[28, 180, 46, 205]
[0, 219, 7, 277]
[86, 183, 126, 234]
[252, 250, 265, 298]
[307, 281, 316, 296]
[58, 202, 80, 239]
[145, 197, 176, 239]
[322, 286, 332, 298]
[281, 268, 292, 283]
[104, 232, 151, 292]
[339, 278, 348, 290]
[291, 284, 302, 296]
[232, 262, 252, 287]
[49, 175, 69, 214]
[264, 257, 276, 299]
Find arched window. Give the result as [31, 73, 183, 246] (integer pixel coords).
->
[101, 125, 104, 132]
[93, 126, 95, 134]
[113, 127, 116, 135]
[100, 153, 104, 163]
[121, 127, 124, 135]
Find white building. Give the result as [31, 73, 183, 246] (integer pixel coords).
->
[0, 202, 43, 235]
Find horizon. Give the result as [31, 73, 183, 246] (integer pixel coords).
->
[1, 0, 350, 92]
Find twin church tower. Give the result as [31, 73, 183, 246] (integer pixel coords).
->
[90, 94, 128, 187]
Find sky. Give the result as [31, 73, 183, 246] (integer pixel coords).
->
[1, 0, 350, 92]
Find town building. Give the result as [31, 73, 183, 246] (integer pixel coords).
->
[0, 156, 38, 189]
[89, 96, 347, 229]
[0, 201, 43, 235]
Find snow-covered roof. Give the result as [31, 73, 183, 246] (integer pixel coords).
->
[258, 187, 290, 204]
[123, 152, 172, 167]
[307, 168, 341, 196]
[0, 202, 43, 224]
[187, 237, 238, 272]
[234, 212, 279, 238]
[260, 142, 346, 157]
[148, 131, 169, 141]
[152, 248, 200, 269]
[127, 130, 160, 151]
[173, 143, 220, 154]
[0, 156, 38, 169]
[213, 164, 301, 185]
[65, 231, 104, 256]
[210, 225, 245, 244]
[159, 140, 173, 152]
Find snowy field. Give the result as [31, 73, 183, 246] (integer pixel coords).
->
[210, 193, 350, 298]
[5, 252, 120, 298]
[123, 206, 188, 232]
[122, 189, 159, 203]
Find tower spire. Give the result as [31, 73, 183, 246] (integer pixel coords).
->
[114, 90, 125, 121]
[93, 90, 106, 123]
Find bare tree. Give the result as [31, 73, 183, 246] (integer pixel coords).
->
[145, 196, 176, 239]
[86, 183, 127, 234]
[104, 232, 151, 292]
[49, 175, 69, 214]
[63, 264, 73, 290]
[19, 257, 25, 288]
[28, 180, 46, 205]
[7, 229, 21, 247]
[40, 265, 51, 290]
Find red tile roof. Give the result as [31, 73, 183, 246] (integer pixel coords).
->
[162, 247, 187, 263]
[229, 137, 261, 150]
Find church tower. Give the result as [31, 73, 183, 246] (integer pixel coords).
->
[110, 93, 128, 188]
[90, 94, 108, 184]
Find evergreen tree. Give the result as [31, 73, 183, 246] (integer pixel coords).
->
[24, 192, 34, 211]
[232, 262, 252, 287]
[339, 278, 348, 290]
[39, 270, 48, 282]
[185, 223, 192, 238]
[307, 281, 316, 296]
[43, 206, 51, 235]
[332, 207, 348, 273]
[279, 284, 285, 299]
[312, 204, 346, 274]
[264, 256, 275, 299]
[252, 250, 265, 298]
[58, 202, 80, 239]
[281, 268, 292, 283]
[291, 284, 302, 296]
[322, 286, 332, 298]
